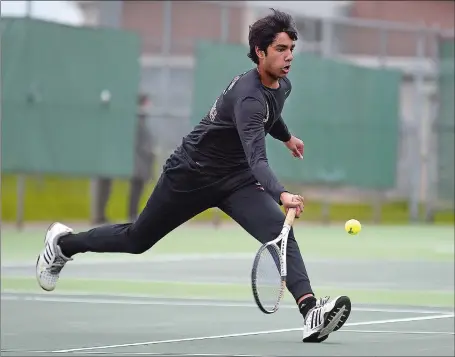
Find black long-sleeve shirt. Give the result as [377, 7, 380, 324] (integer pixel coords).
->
[181, 69, 292, 203]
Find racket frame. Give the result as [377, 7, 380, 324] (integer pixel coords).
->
[251, 208, 297, 314]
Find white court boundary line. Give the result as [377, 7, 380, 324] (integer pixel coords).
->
[342, 329, 455, 335]
[51, 313, 454, 353]
[2, 293, 453, 315]
[0, 351, 262, 356]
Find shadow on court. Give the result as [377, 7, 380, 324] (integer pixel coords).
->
[1, 293, 454, 356]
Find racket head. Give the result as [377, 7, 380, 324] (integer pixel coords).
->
[251, 242, 286, 314]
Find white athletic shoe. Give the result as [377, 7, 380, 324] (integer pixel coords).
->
[302, 295, 352, 343]
[36, 222, 73, 291]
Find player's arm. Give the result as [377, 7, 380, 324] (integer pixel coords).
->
[268, 80, 295, 144]
[234, 97, 287, 204]
[269, 115, 291, 142]
[270, 115, 304, 159]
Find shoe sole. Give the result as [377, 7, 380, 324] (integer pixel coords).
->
[303, 296, 352, 343]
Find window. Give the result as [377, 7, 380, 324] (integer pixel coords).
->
[141, 66, 194, 117]
[140, 67, 164, 113]
[168, 68, 194, 115]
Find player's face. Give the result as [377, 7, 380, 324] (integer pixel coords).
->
[263, 32, 295, 79]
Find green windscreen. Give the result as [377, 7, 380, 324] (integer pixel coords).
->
[191, 41, 401, 189]
[1, 18, 141, 178]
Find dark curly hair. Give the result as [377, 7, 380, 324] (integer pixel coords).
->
[247, 8, 298, 65]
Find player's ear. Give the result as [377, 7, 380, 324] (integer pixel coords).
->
[255, 46, 265, 60]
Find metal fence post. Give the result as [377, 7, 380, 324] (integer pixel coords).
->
[0, 13, 2, 231]
[319, 17, 333, 224]
[89, 0, 124, 224]
[424, 26, 442, 222]
[220, 2, 229, 43]
[212, 3, 231, 227]
[409, 27, 427, 223]
[14, 1, 34, 230]
[162, 1, 172, 114]
[321, 17, 333, 58]
[379, 26, 388, 68]
[16, 175, 25, 230]
[372, 25, 389, 224]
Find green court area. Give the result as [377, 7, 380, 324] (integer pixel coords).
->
[2, 223, 454, 356]
[2, 277, 454, 308]
[2, 223, 454, 308]
[2, 223, 454, 262]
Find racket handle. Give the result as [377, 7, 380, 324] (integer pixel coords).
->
[285, 208, 296, 226]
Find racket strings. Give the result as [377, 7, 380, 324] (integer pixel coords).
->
[253, 244, 283, 312]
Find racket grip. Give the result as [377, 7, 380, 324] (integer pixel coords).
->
[285, 208, 296, 226]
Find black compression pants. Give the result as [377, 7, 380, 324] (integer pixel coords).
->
[58, 149, 314, 302]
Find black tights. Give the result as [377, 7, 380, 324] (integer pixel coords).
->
[59, 155, 314, 302]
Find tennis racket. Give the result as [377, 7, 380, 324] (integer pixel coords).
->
[251, 207, 297, 314]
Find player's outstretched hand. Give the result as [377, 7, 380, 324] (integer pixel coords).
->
[280, 192, 304, 218]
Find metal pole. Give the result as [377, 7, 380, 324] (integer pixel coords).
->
[162, 1, 172, 111]
[213, 3, 230, 226]
[321, 17, 333, 58]
[16, 176, 26, 230]
[98, 0, 123, 27]
[220, 3, 229, 43]
[424, 26, 442, 222]
[89, 1, 125, 223]
[372, 26, 389, 224]
[425, 90, 439, 222]
[15, 1, 33, 230]
[379, 27, 388, 68]
[26, 0, 32, 17]
[0, 4, 3, 233]
[409, 28, 426, 223]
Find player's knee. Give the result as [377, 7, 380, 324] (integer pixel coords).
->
[127, 242, 149, 254]
[125, 233, 153, 254]
[125, 226, 161, 254]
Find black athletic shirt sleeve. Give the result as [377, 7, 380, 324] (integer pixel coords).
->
[269, 115, 291, 142]
[234, 96, 286, 204]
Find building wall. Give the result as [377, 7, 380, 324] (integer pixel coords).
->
[342, 0, 454, 57]
[350, 0, 454, 29]
[121, 1, 246, 56]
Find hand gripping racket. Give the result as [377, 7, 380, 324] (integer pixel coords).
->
[251, 208, 296, 314]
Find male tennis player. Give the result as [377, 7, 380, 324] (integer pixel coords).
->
[36, 9, 351, 343]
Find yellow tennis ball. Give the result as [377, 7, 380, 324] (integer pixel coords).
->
[345, 219, 361, 235]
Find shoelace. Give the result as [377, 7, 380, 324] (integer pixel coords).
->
[316, 296, 330, 307]
[304, 296, 331, 324]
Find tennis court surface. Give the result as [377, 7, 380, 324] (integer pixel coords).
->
[2, 223, 454, 356]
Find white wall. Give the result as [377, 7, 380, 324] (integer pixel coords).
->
[1, 1, 84, 26]
[242, 1, 352, 45]
[246, 1, 352, 18]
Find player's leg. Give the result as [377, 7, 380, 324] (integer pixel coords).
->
[36, 168, 214, 292]
[218, 182, 351, 343]
[218, 183, 314, 303]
